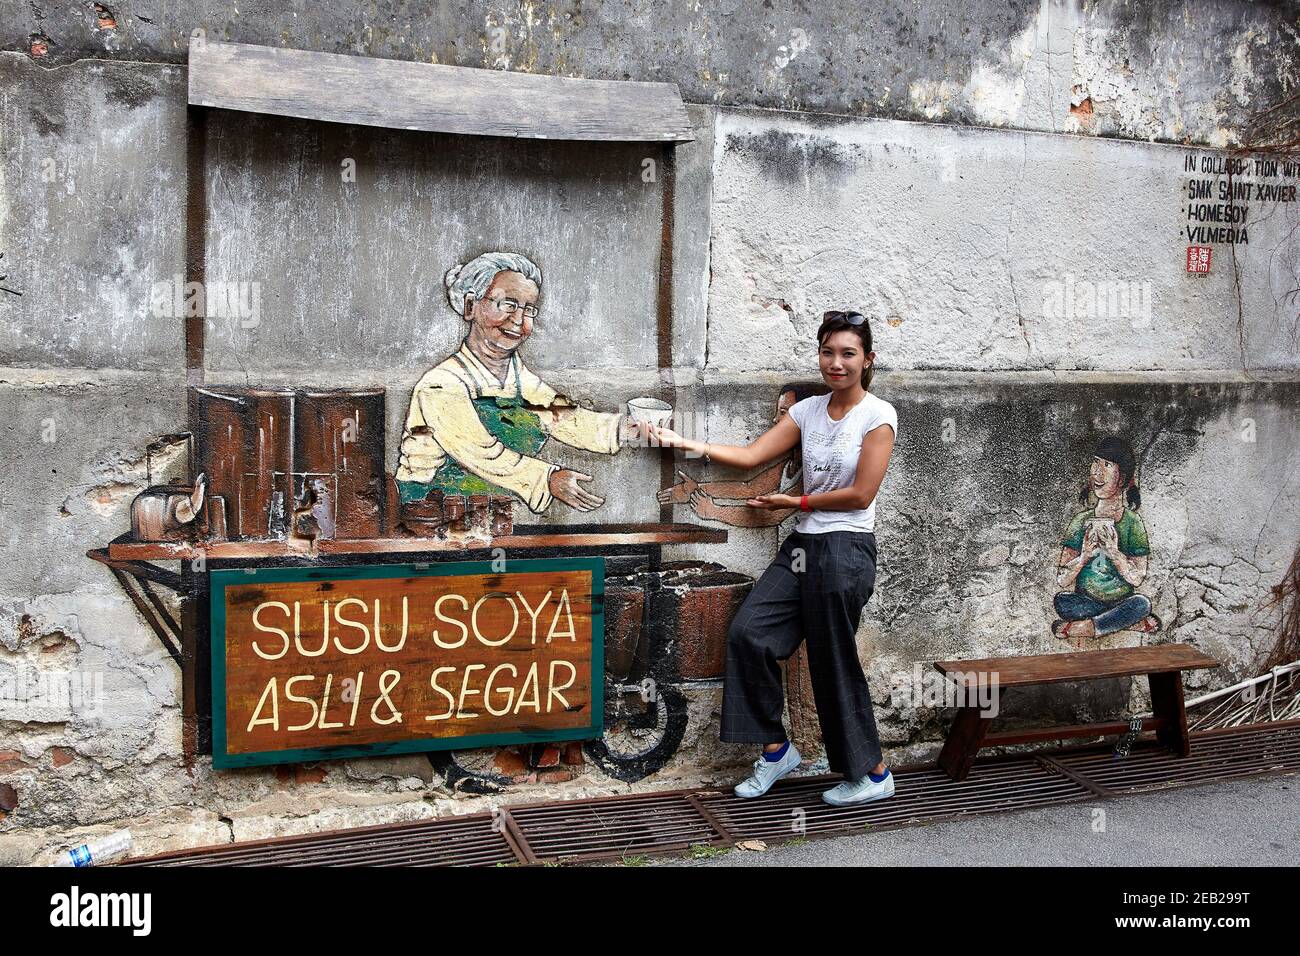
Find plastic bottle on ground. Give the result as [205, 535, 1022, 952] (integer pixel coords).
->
[54, 829, 133, 867]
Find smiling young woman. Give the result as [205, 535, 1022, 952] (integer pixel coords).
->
[649, 309, 899, 807]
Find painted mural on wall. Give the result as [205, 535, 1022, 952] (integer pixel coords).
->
[1052, 436, 1161, 648]
[657, 383, 822, 527]
[107, 247, 752, 790]
[394, 251, 639, 522]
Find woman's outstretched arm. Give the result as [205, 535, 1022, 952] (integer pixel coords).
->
[648, 415, 802, 471]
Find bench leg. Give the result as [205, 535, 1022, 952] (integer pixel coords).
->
[1148, 671, 1190, 757]
[938, 706, 993, 782]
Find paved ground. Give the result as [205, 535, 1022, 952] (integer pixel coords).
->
[650, 772, 1300, 866]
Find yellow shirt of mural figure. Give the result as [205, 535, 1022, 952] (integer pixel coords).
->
[395, 342, 623, 512]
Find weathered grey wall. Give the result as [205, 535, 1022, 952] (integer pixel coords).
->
[6, 1, 1297, 146]
[706, 109, 1300, 374]
[1, 0, 1298, 863]
[0, 54, 186, 369]
[201, 114, 666, 377]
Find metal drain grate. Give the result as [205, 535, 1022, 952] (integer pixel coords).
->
[1050, 721, 1300, 795]
[121, 720, 1300, 866]
[121, 813, 519, 867]
[508, 792, 725, 863]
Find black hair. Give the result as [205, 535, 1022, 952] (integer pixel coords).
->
[776, 382, 827, 404]
[1079, 436, 1141, 510]
[816, 310, 875, 390]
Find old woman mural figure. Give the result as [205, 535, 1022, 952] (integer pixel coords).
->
[395, 252, 641, 513]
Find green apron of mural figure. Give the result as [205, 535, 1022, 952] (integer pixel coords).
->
[399, 353, 548, 503]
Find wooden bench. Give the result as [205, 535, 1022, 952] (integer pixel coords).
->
[934, 644, 1220, 781]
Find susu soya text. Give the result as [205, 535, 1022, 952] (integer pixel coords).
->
[238, 587, 585, 734]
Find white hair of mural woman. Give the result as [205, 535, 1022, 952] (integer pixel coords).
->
[444, 252, 544, 315]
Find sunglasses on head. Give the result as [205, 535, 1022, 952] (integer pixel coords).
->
[824, 310, 866, 326]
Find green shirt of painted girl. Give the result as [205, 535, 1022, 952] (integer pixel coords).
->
[1061, 509, 1151, 603]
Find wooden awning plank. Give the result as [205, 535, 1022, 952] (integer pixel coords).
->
[188, 40, 694, 142]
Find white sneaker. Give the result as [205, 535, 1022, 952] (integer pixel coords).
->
[822, 769, 895, 807]
[733, 744, 802, 798]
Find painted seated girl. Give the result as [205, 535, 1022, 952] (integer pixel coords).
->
[1052, 436, 1161, 645]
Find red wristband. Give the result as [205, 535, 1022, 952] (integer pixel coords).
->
[800, 495, 811, 512]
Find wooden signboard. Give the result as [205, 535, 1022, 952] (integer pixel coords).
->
[211, 558, 604, 768]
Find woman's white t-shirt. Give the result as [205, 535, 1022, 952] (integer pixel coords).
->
[788, 392, 897, 534]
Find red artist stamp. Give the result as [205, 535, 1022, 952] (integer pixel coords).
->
[1186, 245, 1212, 273]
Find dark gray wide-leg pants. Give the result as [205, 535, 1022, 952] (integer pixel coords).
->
[720, 530, 884, 781]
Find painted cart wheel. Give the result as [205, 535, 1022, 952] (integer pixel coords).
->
[582, 684, 689, 783]
[428, 685, 691, 789]
[426, 748, 515, 794]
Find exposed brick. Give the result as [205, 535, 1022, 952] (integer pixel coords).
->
[0, 783, 18, 812]
[273, 764, 327, 785]
[535, 745, 562, 768]
[0, 750, 28, 773]
[491, 748, 528, 777]
[51, 747, 76, 768]
[561, 742, 585, 766]
[538, 770, 573, 784]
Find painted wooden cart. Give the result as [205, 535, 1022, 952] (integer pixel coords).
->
[91, 40, 734, 784]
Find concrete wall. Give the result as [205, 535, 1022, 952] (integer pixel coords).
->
[706, 109, 1300, 374]
[0, 1, 1297, 862]
[8, 1, 1297, 146]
